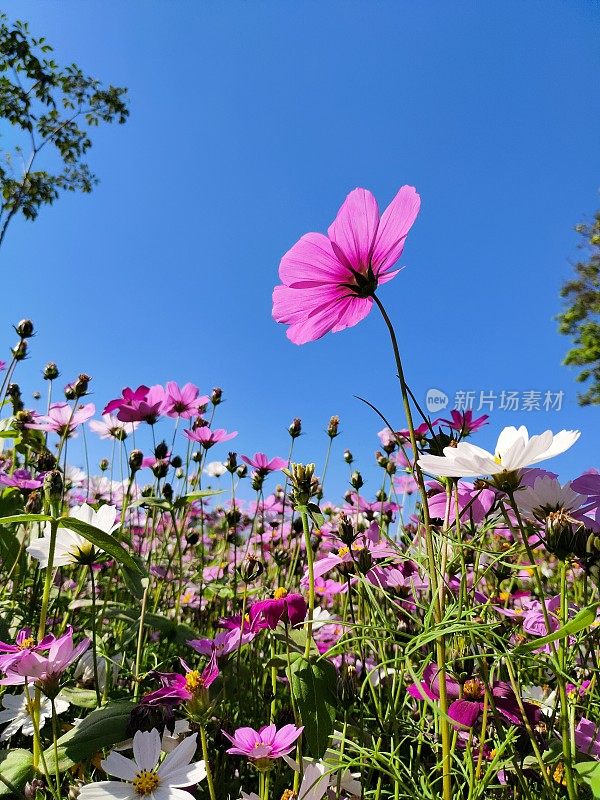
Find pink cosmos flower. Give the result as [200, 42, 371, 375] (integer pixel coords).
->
[575, 718, 600, 759]
[187, 628, 256, 661]
[441, 410, 489, 437]
[241, 453, 287, 474]
[143, 659, 219, 708]
[25, 402, 95, 438]
[222, 723, 303, 761]
[0, 626, 90, 688]
[162, 382, 209, 419]
[427, 480, 496, 525]
[249, 590, 307, 629]
[184, 427, 238, 449]
[0, 628, 56, 673]
[0, 469, 43, 490]
[272, 185, 420, 344]
[408, 664, 540, 729]
[104, 386, 150, 415]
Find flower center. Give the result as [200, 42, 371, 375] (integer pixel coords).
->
[185, 670, 203, 692]
[273, 587, 288, 599]
[462, 678, 485, 701]
[18, 637, 35, 650]
[132, 770, 160, 795]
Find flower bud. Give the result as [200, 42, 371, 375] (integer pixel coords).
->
[350, 470, 363, 490]
[356, 547, 373, 574]
[162, 483, 174, 503]
[211, 387, 222, 405]
[154, 440, 169, 460]
[288, 418, 302, 439]
[170, 455, 182, 469]
[239, 555, 264, 583]
[129, 449, 144, 473]
[73, 373, 91, 398]
[327, 415, 340, 438]
[338, 514, 355, 546]
[44, 469, 63, 504]
[43, 362, 60, 381]
[225, 452, 238, 473]
[11, 340, 28, 361]
[344, 449, 353, 464]
[15, 319, 34, 338]
[99, 458, 110, 472]
[36, 449, 57, 472]
[25, 490, 42, 514]
[236, 464, 248, 478]
[283, 462, 316, 506]
[545, 510, 580, 561]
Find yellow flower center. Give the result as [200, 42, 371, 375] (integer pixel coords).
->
[18, 637, 35, 650]
[185, 670, 203, 692]
[498, 591, 510, 603]
[494, 454, 502, 465]
[552, 762, 567, 786]
[273, 587, 288, 599]
[463, 678, 485, 701]
[132, 770, 160, 795]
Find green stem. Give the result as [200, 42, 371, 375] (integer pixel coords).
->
[372, 293, 452, 800]
[200, 725, 217, 800]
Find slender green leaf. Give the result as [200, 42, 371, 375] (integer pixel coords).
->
[59, 517, 144, 575]
[515, 603, 599, 653]
[289, 655, 338, 757]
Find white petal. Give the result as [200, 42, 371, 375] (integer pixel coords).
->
[101, 751, 138, 782]
[78, 781, 134, 800]
[163, 762, 207, 788]
[133, 729, 161, 771]
[157, 734, 197, 781]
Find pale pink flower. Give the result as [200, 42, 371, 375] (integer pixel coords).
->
[25, 402, 95, 438]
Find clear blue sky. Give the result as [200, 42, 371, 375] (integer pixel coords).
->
[2, 1, 599, 498]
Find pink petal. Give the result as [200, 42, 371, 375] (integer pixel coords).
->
[371, 186, 420, 274]
[327, 188, 380, 271]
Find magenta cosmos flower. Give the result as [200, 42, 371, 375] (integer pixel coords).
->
[241, 452, 287, 475]
[249, 589, 307, 629]
[0, 469, 43, 490]
[222, 723, 303, 765]
[184, 426, 237, 449]
[26, 402, 95, 438]
[408, 664, 540, 729]
[162, 382, 209, 419]
[272, 185, 420, 344]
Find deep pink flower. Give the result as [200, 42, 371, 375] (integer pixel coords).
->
[250, 590, 307, 629]
[408, 664, 539, 729]
[241, 453, 287, 474]
[222, 723, 303, 761]
[25, 402, 95, 438]
[272, 186, 420, 344]
[184, 426, 237, 449]
[162, 382, 209, 419]
[116, 385, 166, 424]
[103, 386, 150, 415]
[441, 410, 489, 437]
[0, 469, 43, 490]
[187, 628, 255, 660]
[143, 659, 218, 707]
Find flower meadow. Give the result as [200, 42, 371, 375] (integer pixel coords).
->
[0, 187, 600, 800]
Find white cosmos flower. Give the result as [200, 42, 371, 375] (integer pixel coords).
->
[27, 503, 118, 568]
[0, 688, 69, 740]
[204, 461, 227, 478]
[417, 426, 580, 479]
[79, 728, 206, 800]
[89, 415, 140, 441]
[515, 476, 586, 522]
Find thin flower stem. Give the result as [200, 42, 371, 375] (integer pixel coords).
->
[372, 293, 452, 800]
[200, 725, 217, 800]
[89, 565, 102, 706]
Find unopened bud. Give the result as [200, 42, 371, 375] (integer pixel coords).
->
[43, 362, 59, 381]
[327, 415, 340, 438]
[239, 555, 264, 583]
[288, 418, 302, 439]
[344, 449, 353, 464]
[11, 340, 27, 361]
[99, 458, 110, 472]
[15, 319, 34, 339]
[350, 470, 363, 490]
[44, 469, 63, 504]
[211, 387, 222, 405]
[129, 449, 143, 473]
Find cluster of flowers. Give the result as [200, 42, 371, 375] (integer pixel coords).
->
[0, 185, 598, 800]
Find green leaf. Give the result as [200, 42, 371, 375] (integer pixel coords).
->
[307, 502, 325, 528]
[576, 761, 600, 797]
[120, 555, 149, 599]
[0, 524, 24, 575]
[0, 748, 32, 796]
[0, 513, 52, 525]
[58, 517, 145, 575]
[44, 701, 135, 773]
[58, 686, 99, 708]
[173, 489, 222, 508]
[289, 656, 338, 757]
[515, 603, 599, 653]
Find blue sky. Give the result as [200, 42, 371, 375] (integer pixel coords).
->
[1, 1, 599, 499]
